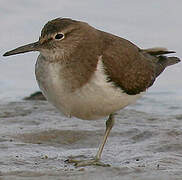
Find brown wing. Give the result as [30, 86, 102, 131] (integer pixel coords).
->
[100, 31, 157, 95]
[100, 31, 180, 95]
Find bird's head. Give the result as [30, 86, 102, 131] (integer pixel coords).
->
[3, 18, 94, 60]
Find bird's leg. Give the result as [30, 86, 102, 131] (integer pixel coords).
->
[66, 113, 115, 167]
[95, 113, 115, 160]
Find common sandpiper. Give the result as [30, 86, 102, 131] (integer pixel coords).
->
[3, 18, 181, 167]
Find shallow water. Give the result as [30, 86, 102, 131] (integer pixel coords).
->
[0, 0, 182, 179]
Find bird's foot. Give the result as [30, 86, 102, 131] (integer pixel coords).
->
[65, 156, 110, 167]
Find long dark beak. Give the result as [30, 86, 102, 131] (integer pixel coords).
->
[3, 41, 40, 57]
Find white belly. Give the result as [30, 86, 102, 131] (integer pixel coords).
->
[35, 56, 142, 120]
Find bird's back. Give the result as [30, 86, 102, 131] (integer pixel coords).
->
[98, 30, 180, 95]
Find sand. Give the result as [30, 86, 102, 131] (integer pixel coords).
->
[0, 99, 182, 180]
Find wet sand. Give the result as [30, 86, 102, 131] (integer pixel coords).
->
[0, 99, 182, 180]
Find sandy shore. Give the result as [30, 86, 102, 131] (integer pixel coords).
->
[0, 99, 182, 180]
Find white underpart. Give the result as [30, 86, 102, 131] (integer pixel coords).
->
[36, 55, 143, 120]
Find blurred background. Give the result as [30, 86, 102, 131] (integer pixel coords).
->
[1, 0, 181, 115]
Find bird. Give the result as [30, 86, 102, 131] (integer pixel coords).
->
[3, 18, 180, 167]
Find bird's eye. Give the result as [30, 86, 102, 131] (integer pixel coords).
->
[54, 33, 64, 40]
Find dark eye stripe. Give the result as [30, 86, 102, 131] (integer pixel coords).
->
[39, 37, 53, 45]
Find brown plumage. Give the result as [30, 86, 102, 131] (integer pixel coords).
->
[40, 18, 180, 95]
[99, 32, 180, 94]
[3, 18, 181, 167]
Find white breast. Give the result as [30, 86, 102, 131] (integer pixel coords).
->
[35, 55, 142, 120]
